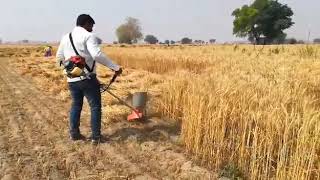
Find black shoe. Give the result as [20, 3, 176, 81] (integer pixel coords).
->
[91, 138, 101, 145]
[90, 136, 108, 145]
[70, 134, 86, 141]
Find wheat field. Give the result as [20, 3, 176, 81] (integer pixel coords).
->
[104, 45, 320, 179]
[2, 44, 319, 179]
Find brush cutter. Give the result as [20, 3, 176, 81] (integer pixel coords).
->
[100, 72, 147, 122]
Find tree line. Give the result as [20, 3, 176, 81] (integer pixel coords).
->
[142, 35, 216, 45]
[115, 17, 215, 45]
[113, 0, 319, 45]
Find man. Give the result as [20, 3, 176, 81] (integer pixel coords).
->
[56, 14, 122, 144]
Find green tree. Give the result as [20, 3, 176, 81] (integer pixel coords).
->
[181, 37, 192, 44]
[209, 39, 216, 44]
[165, 40, 170, 45]
[232, 0, 294, 44]
[116, 17, 143, 44]
[144, 35, 158, 44]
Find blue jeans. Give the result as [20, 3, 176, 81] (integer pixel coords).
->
[68, 76, 101, 139]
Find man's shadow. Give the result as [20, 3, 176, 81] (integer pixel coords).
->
[107, 113, 181, 143]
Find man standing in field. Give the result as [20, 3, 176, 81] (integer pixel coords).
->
[56, 14, 122, 145]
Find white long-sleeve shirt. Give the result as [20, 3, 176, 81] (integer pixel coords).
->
[56, 26, 120, 82]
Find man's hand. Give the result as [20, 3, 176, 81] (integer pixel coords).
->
[99, 83, 107, 93]
[115, 67, 123, 76]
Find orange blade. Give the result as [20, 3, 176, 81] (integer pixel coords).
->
[127, 110, 143, 121]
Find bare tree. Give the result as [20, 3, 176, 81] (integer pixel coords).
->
[116, 17, 143, 44]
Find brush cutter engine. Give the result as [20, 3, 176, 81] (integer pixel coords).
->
[63, 56, 87, 78]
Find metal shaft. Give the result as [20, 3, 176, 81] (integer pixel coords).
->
[104, 89, 138, 112]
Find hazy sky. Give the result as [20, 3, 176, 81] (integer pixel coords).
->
[0, 0, 319, 43]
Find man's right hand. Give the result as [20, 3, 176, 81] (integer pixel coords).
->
[115, 67, 123, 76]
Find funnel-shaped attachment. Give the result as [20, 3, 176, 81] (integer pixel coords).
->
[132, 92, 147, 109]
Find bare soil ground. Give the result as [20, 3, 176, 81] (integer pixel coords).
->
[0, 57, 215, 180]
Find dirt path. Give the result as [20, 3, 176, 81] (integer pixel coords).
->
[0, 57, 215, 180]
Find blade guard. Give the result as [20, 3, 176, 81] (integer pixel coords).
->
[127, 109, 143, 122]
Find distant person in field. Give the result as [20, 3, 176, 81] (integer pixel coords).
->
[56, 14, 122, 145]
[44, 45, 52, 57]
